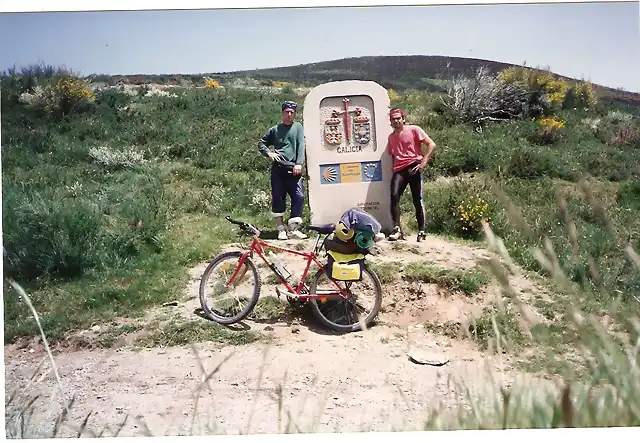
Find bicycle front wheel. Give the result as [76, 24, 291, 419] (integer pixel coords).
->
[199, 251, 261, 325]
[308, 265, 383, 333]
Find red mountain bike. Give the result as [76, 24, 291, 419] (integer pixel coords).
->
[198, 216, 383, 333]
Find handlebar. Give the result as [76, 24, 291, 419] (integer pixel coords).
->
[226, 216, 261, 236]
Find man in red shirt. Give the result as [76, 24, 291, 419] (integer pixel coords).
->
[385, 108, 436, 242]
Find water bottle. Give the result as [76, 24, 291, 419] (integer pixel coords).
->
[268, 251, 291, 281]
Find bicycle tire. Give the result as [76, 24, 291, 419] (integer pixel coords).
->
[199, 251, 261, 325]
[307, 264, 383, 333]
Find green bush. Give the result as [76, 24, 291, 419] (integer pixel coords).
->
[2, 166, 169, 282]
[2, 185, 104, 280]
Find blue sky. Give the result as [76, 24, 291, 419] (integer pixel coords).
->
[0, 2, 638, 91]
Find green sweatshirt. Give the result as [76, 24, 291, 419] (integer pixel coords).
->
[258, 121, 305, 166]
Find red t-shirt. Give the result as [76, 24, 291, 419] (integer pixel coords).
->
[386, 125, 428, 173]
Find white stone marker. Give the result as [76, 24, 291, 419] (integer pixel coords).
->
[303, 80, 394, 232]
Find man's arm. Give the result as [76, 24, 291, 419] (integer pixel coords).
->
[295, 123, 305, 166]
[258, 127, 275, 158]
[418, 129, 436, 167]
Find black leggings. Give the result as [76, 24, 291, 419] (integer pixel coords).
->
[390, 164, 425, 231]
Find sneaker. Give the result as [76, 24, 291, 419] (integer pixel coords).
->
[417, 231, 426, 242]
[388, 226, 403, 241]
[277, 230, 288, 240]
[289, 229, 308, 240]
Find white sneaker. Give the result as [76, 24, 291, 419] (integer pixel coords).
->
[388, 226, 403, 241]
[289, 229, 308, 240]
[277, 230, 288, 240]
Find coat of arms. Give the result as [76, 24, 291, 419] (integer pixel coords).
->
[353, 110, 371, 144]
[324, 110, 343, 145]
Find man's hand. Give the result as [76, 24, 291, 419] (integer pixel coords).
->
[267, 151, 284, 163]
[292, 164, 302, 175]
[411, 162, 426, 175]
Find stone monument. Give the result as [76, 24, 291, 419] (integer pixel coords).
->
[303, 80, 393, 232]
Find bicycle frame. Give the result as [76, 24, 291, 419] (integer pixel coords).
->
[224, 220, 350, 302]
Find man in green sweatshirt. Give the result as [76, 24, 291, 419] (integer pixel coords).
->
[258, 101, 308, 240]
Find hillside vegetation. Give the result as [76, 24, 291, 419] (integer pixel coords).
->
[2, 58, 640, 350]
[93, 56, 640, 107]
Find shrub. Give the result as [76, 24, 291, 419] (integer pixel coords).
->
[455, 195, 491, 238]
[88, 146, 147, 170]
[617, 179, 640, 210]
[498, 66, 569, 111]
[441, 65, 575, 127]
[204, 77, 220, 88]
[610, 122, 640, 147]
[507, 145, 568, 179]
[564, 81, 598, 109]
[442, 66, 531, 125]
[593, 111, 640, 148]
[387, 88, 402, 104]
[18, 74, 96, 118]
[421, 177, 501, 239]
[2, 186, 105, 281]
[532, 116, 566, 145]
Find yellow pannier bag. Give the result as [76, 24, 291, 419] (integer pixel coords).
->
[326, 250, 365, 281]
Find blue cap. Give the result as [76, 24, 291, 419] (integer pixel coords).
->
[282, 101, 297, 111]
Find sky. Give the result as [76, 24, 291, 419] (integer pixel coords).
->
[0, 2, 638, 91]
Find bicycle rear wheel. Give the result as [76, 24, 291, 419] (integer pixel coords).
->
[199, 251, 261, 324]
[308, 265, 382, 333]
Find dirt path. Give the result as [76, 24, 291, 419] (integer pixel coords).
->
[4, 234, 550, 438]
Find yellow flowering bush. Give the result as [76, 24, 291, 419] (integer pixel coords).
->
[538, 116, 565, 130]
[387, 88, 402, 104]
[567, 81, 597, 108]
[204, 77, 220, 88]
[498, 66, 569, 109]
[56, 76, 95, 102]
[56, 75, 95, 114]
[455, 196, 490, 236]
[535, 116, 565, 144]
[19, 74, 95, 117]
[272, 80, 291, 88]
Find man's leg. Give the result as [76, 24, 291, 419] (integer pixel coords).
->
[408, 170, 426, 241]
[270, 166, 288, 240]
[286, 174, 308, 239]
[389, 169, 409, 241]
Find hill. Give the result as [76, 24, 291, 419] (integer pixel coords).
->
[102, 55, 640, 106]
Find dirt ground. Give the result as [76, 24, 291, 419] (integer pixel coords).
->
[4, 234, 551, 438]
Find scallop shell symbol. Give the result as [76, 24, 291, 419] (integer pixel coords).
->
[322, 166, 337, 182]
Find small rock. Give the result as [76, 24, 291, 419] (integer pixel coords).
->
[291, 325, 300, 334]
[91, 325, 101, 333]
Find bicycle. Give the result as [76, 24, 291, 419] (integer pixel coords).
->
[198, 216, 383, 333]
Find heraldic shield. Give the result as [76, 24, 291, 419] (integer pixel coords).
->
[324, 112, 343, 146]
[353, 114, 371, 144]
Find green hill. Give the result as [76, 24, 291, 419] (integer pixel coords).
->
[100, 55, 640, 106]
